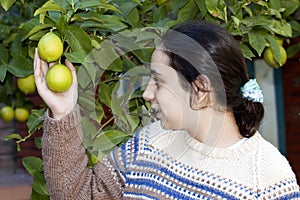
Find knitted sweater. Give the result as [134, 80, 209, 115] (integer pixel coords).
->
[42, 105, 300, 200]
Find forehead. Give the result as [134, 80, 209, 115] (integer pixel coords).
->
[150, 49, 175, 76]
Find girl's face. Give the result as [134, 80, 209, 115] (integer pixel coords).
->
[143, 49, 196, 130]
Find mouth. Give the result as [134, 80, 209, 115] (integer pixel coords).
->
[150, 106, 161, 120]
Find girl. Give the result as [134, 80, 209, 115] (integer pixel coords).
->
[34, 21, 300, 199]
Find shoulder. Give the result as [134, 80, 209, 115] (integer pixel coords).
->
[255, 133, 297, 186]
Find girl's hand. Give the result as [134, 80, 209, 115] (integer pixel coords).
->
[34, 48, 78, 119]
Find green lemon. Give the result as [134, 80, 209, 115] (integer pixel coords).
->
[263, 46, 287, 69]
[17, 74, 36, 94]
[14, 108, 30, 122]
[38, 32, 63, 62]
[46, 64, 73, 93]
[0, 106, 14, 122]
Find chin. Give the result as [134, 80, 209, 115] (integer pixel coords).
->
[159, 120, 180, 130]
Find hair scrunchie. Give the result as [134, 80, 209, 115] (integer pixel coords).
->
[240, 79, 263, 103]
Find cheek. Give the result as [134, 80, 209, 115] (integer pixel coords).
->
[156, 86, 191, 128]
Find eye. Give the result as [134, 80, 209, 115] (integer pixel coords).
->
[152, 76, 161, 86]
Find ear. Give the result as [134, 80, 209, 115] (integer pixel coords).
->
[190, 75, 211, 110]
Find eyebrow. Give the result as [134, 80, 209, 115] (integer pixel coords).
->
[150, 70, 162, 76]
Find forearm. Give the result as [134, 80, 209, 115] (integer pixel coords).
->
[42, 105, 122, 199]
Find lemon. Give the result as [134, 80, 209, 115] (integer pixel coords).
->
[46, 64, 73, 92]
[0, 106, 14, 122]
[17, 74, 36, 94]
[263, 46, 287, 69]
[15, 108, 30, 122]
[38, 32, 63, 62]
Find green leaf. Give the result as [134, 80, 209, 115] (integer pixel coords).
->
[90, 40, 123, 72]
[34, 137, 42, 149]
[32, 176, 48, 195]
[77, 0, 119, 11]
[119, 1, 138, 17]
[0, 44, 9, 66]
[239, 43, 255, 60]
[98, 83, 112, 108]
[4, 133, 22, 141]
[282, 0, 299, 18]
[248, 31, 267, 56]
[27, 109, 45, 133]
[56, 15, 67, 35]
[126, 7, 139, 28]
[171, 0, 188, 14]
[30, 190, 50, 200]
[289, 20, 300, 37]
[78, 91, 97, 112]
[77, 63, 98, 89]
[265, 35, 283, 65]
[97, 15, 128, 32]
[205, 0, 227, 22]
[0, 0, 16, 11]
[194, 0, 208, 18]
[11, 33, 23, 58]
[177, 0, 198, 22]
[287, 42, 300, 58]
[269, 0, 281, 10]
[0, 24, 12, 40]
[34, 1, 67, 16]
[241, 17, 292, 37]
[22, 24, 53, 41]
[22, 156, 43, 176]
[94, 130, 130, 152]
[64, 51, 86, 63]
[7, 56, 33, 77]
[65, 25, 92, 54]
[0, 66, 7, 82]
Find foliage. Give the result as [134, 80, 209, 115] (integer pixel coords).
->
[1, 0, 300, 199]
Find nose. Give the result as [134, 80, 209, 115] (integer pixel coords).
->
[143, 82, 155, 101]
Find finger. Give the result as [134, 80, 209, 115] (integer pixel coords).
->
[65, 59, 78, 85]
[34, 48, 41, 79]
[65, 59, 76, 72]
[40, 59, 48, 76]
[49, 62, 56, 68]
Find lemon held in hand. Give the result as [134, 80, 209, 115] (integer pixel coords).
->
[0, 106, 14, 122]
[46, 64, 73, 93]
[38, 32, 63, 62]
[17, 74, 36, 94]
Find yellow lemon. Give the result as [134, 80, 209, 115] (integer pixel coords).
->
[46, 64, 73, 92]
[17, 74, 36, 94]
[38, 32, 63, 62]
[0, 106, 14, 122]
[14, 108, 30, 122]
[263, 46, 287, 69]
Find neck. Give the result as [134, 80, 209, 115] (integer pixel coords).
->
[187, 107, 242, 148]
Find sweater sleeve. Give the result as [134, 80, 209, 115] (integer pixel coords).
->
[42, 105, 123, 200]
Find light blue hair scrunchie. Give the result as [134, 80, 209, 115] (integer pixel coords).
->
[240, 79, 263, 103]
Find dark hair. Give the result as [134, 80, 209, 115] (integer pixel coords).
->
[160, 21, 264, 138]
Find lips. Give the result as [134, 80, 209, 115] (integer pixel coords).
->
[150, 106, 161, 120]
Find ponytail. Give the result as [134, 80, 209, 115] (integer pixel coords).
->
[233, 98, 264, 138]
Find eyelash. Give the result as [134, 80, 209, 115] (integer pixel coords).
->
[152, 77, 161, 86]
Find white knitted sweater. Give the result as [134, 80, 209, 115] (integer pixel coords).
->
[42, 106, 300, 199]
